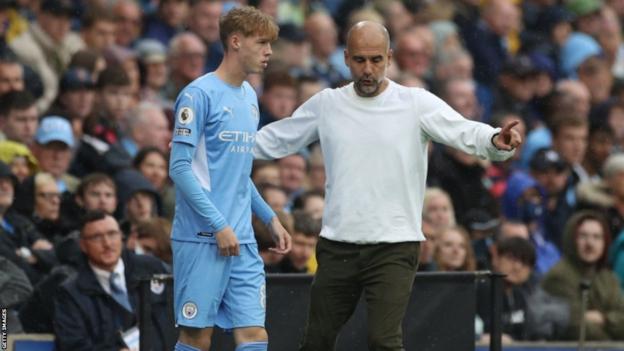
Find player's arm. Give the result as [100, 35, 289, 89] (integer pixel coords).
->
[253, 92, 322, 160]
[170, 143, 239, 254]
[170, 88, 239, 256]
[249, 179, 291, 254]
[417, 90, 518, 162]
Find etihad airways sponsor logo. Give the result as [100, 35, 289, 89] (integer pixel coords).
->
[218, 130, 255, 153]
[218, 130, 255, 143]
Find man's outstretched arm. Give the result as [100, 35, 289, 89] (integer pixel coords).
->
[254, 93, 321, 160]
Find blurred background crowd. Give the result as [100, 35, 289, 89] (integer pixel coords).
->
[1, 0, 624, 347]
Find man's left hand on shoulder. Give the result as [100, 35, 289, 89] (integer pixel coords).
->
[268, 217, 292, 255]
[492, 120, 523, 151]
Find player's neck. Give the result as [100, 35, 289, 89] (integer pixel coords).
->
[215, 59, 247, 87]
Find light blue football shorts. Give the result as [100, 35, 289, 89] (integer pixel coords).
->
[172, 240, 266, 329]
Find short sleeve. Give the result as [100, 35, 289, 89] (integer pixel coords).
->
[172, 86, 209, 147]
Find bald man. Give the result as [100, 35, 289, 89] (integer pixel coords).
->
[254, 21, 522, 350]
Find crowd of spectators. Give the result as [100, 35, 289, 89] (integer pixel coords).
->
[1, 0, 624, 348]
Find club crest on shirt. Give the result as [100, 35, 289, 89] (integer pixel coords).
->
[251, 104, 259, 121]
[182, 301, 198, 319]
[177, 107, 194, 125]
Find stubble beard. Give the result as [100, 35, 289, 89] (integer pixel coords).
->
[354, 78, 381, 97]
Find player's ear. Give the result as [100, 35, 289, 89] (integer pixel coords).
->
[387, 49, 393, 67]
[343, 49, 349, 67]
[230, 33, 241, 51]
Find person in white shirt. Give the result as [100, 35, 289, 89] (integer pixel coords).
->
[253, 21, 522, 351]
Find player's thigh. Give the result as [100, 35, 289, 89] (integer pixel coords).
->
[220, 243, 266, 329]
[172, 240, 230, 328]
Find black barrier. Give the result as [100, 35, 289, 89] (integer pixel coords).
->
[139, 271, 503, 351]
[490, 272, 504, 351]
[209, 271, 500, 351]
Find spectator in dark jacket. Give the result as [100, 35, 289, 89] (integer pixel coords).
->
[0, 255, 33, 333]
[53, 210, 175, 351]
[0, 160, 56, 284]
[114, 168, 162, 245]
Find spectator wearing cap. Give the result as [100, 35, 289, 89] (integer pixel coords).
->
[9, 0, 84, 113]
[187, 0, 224, 73]
[493, 55, 540, 128]
[530, 148, 575, 249]
[135, 39, 169, 106]
[48, 68, 96, 139]
[567, 0, 604, 37]
[0, 160, 57, 284]
[112, 0, 142, 48]
[32, 116, 79, 194]
[143, 0, 189, 46]
[0, 90, 38, 146]
[560, 32, 602, 78]
[577, 153, 624, 237]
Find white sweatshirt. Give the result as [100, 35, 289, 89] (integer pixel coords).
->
[254, 80, 514, 244]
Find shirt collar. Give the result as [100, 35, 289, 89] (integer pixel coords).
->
[89, 259, 125, 294]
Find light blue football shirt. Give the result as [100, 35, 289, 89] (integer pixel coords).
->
[170, 73, 272, 243]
